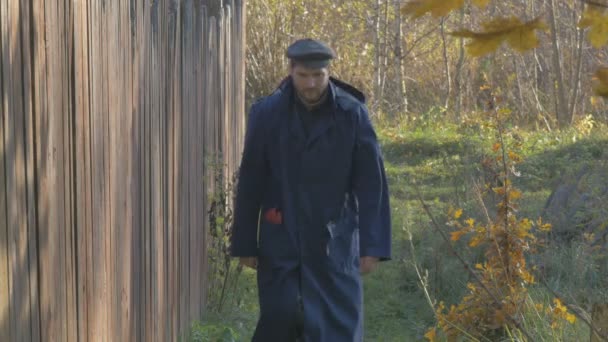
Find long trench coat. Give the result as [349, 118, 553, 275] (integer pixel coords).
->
[230, 76, 392, 341]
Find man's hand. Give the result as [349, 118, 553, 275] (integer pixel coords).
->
[239, 257, 257, 270]
[359, 256, 379, 275]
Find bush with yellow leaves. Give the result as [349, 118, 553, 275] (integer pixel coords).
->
[423, 107, 577, 341]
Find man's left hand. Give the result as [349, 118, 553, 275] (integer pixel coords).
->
[359, 256, 379, 275]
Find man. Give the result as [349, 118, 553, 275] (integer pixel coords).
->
[230, 38, 391, 341]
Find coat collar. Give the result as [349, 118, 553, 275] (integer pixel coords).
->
[276, 76, 365, 148]
[288, 83, 337, 148]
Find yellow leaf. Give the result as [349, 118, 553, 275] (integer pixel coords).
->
[520, 269, 535, 284]
[553, 298, 567, 312]
[565, 313, 576, 324]
[515, 227, 531, 240]
[402, 0, 464, 18]
[540, 223, 552, 232]
[579, 6, 608, 48]
[471, 0, 490, 8]
[492, 142, 501, 152]
[469, 234, 484, 247]
[509, 189, 522, 200]
[451, 230, 467, 241]
[506, 22, 542, 52]
[454, 208, 463, 219]
[424, 327, 437, 341]
[451, 17, 547, 57]
[465, 218, 475, 227]
[508, 151, 521, 162]
[459, 32, 503, 57]
[594, 68, 608, 98]
[492, 186, 505, 195]
[475, 263, 483, 269]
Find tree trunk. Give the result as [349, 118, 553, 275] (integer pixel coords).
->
[440, 17, 451, 110]
[568, 2, 585, 122]
[394, 0, 407, 113]
[373, 0, 382, 110]
[548, 0, 571, 127]
[454, 7, 466, 119]
[381, 0, 390, 103]
[514, 57, 525, 120]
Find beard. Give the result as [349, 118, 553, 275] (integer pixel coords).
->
[296, 87, 328, 109]
[300, 90, 322, 102]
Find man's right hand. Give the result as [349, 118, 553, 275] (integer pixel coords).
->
[239, 257, 257, 270]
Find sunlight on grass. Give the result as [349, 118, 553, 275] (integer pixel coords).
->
[192, 120, 608, 341]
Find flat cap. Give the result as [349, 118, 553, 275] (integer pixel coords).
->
[286, 38, 336, 68]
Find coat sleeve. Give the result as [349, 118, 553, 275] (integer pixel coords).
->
[230, 103, 267, 257]
[352, 105, 392, 261]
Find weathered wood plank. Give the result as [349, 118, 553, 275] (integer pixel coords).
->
[101, 1, 112, 339]
[5, 0, 33, 341]
[61, 1, 77, 340]
[182, 0, 200, 323]
[151, 0, 166, 339]
[195, 4, 203, 318]
[214, 15, 222, 167]
[169, 0, 190, 335]
[107, 1, 119, 340]
[199, 6, 210, 310]
[83, 1, 100, 341]
[167, 2, 183, 336]
[141, 6, 151, 338]
[130, 0, 146, 340]
[203, 18, 217, 308]
[196, 3, 205, 318]
[118, 1, 134, 341]
[0, 2, 10, 340]
[30, 0, 49, 339]
[38, 0, 68, 339]
[0, 1, 246, 340]
[20, 0, 41, 340]
[223, 5, 233, 180]
[88, 0, 109, 340]
[159, 3, 169, 337]
[73, 0, 92, 340]
[234, 0, 247, 172]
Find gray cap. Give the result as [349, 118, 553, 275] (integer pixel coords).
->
[286, 38, 336, 68]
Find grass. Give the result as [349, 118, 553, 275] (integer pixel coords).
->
[191, 117, 608, 341]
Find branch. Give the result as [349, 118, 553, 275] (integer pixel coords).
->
[401, 23, 443, 61]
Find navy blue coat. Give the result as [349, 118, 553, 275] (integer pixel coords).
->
[231, 77, 391, 341]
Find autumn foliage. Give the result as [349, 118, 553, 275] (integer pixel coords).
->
[423, 107, 578, 341]
[397, 1, 606, 337]
[402, 0, 608, 98]
[450, 17, 547, 57]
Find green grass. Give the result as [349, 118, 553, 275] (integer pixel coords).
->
[192, 119, 608, 341]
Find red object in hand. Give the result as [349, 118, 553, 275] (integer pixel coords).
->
[264, 208, 283, 224]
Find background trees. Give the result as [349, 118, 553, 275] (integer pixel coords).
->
[245, 0, 607, 128]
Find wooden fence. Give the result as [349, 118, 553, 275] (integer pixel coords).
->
[0, 0, 246, 341]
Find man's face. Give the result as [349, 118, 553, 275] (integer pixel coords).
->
[290, 64, 330, 103]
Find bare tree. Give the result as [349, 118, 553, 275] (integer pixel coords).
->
[548, 0, 572, 127]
